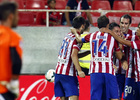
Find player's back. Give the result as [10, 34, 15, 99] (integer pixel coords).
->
[55, 32, 82, 76]
[89, 31, 120, 75]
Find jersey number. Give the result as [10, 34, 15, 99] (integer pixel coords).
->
[59, 40, 69, 57]
[93, 40, 108, 56]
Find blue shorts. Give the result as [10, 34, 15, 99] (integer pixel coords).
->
[54, 74, 79, 97]
[123, 78, 136, 100]
[116, 74, 125, 98]
[90, 73, 119, 100]
[135, 82, 140, 100]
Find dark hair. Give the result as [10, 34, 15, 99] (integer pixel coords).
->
[97, 15, 109, 29]
[84, 20, 90, 31]
[120, 14, 132, 24]
[47, 0, 56, 4]
[0, 2, 17, 21]
[72, 16, 85, 29]
[109, 22, 120, 30]
[138, 23, 140, 27]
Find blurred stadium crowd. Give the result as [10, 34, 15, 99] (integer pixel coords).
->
[0, 0, 140, 27]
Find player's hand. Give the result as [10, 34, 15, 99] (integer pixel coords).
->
[78, 71, 85, 78]
[70, 28, 77, 34]
[113, 64, 118, 72]
[122, 61, 128, 70]
[7, 79, 19, 98]
[66, 23, 72, 26]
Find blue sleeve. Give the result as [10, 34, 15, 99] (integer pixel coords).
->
[81, 38, 86, 43]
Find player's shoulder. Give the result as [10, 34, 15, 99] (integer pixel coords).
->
[11, 29, 22, 40]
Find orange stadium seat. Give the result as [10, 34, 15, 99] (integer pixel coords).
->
[134, 1, 140, 10]
[18, 12, 35, 26]
[91, 1, 111, 10]
[129, 13, 140, 27]
[106, 12, 128, 24]
[55, 0, 66, 9]
[90, 12, 101, 27]
[113, 1, 133, 10]
[25, 0, 45, 9]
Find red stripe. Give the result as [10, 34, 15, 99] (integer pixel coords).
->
[105, 34, 112, 73]
[56, 63, 60, 74]
[64, 39, 70, 59]
[60, 64, 64, 74]
[92, 32, 98, 73]
[135, 53, 139, 81]
[66, 58, 72, 75]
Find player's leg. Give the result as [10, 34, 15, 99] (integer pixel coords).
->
[90, 73, 104, 100]
[123, 78, 136, 100]
[105, 73, 119, 100]
[60, 96, 68, 100]
[116, 74, 125, 100]
[69, 95, 78, 100]
[61, 75, 79, 99]
[135, 82, 140, 100]
[54, 74, 65, 98]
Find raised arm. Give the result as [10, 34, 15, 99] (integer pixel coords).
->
[71, 28, 83, 43]
[100, 28, 131, 46]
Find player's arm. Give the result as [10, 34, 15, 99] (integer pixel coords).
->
[100, 28, 131, 46]
[71, 48, 85, 78]
[10, 47, 22, 79]
[65, 6, 71, 26]
[115, 50, 122, 60]
[86, 12, 93, 26]
[78, 50, 90, 58]
[71, 28, 83, 42]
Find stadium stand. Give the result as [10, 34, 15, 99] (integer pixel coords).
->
[113, 1, 133, 10]
[55, 0, 66, 9]
[91, 0, 111, 10]
[25, 0, 45, 9]
[129, 12, 140, 27]
[90, 12, 101, 27]
[36, 12, 46, 25]
[18, 12, 35, 26]
[10, 0, 24, 9]
[134, 1, 140, 10]
[106, 12, 127, 24]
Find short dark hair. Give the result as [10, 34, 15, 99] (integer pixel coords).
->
[97, 15, 109, 29]
[84, 20, 90, 31]
[138, 23, 140, 27]
[72, 16, 85, 29]
[120, 14, 132, 24]
[47, 0, 56, 4]
[109, 22, 120, 30]
[0, 2, 17, 21]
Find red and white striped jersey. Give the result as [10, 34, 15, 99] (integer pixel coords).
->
[55, 32, 82, 76]
[131, 36, 140, 82]
[82, 31, 120, 75]
[124, 30, 137, 78]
